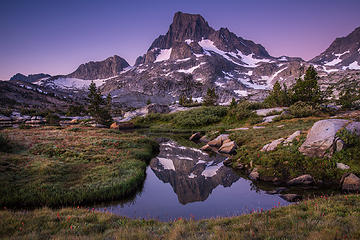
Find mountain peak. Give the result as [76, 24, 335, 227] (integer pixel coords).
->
[149, 12, 214, 50]
[311, 25, 360, 69]
[68, 55, 130, 80]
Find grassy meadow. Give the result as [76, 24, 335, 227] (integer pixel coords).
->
[0, 126, 159, 208]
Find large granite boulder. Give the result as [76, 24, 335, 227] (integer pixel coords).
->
[299, 119, 349, 158]
[299, 119, 360, 158]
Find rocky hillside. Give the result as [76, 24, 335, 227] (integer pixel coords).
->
[311, 26, 360, 71]
[10, 73, 51, 83]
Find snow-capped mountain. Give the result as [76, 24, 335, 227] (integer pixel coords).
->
[10, 73, 51, 83]
[8, 12, 360, 108]
[100, 12, 306, 107]
[311, 26, 360, 72]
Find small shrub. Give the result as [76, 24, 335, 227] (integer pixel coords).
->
[228, 101, 256, 121]
[288, 101, 316, 118]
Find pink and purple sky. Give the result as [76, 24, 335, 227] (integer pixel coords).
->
[1, 0, 359, 80]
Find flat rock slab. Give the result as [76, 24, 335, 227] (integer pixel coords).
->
[227, 127, 249, 131]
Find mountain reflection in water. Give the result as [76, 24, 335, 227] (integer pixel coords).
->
[97, 140, 289, 220]
[150, 140, 240, 204]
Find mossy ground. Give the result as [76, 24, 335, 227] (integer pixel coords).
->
[1, 194, 359, 240]
[0, 126, 159, 208]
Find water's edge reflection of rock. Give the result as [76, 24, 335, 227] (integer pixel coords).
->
[150, 140, 240, 204]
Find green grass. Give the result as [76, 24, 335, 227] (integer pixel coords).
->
[229, 117, 360, 184]
[1, 194, 360, 239]
[0, 126, 159, 208]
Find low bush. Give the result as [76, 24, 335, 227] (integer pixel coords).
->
[172, 106, 228, 128]
[288, 101, 316, 118]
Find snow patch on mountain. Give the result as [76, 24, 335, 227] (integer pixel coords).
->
[234, 90, 249, 96]
[342, 61, 360, 70]
[177, 62, 206, 74]
[324, 51, 350, 66]
[154, 48, 172, 63]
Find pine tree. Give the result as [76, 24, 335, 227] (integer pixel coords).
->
[203, 88, 218, 106]
[87, 82, 113, 126]
[291, 66, 321, 105]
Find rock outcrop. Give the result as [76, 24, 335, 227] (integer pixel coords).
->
[68, 55, 130, 80]
[299, 119, 360, 158]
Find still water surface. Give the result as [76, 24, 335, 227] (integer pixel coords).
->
[97, 140, 290, 220]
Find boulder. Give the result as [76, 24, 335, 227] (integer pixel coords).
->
[280, 194, 302, 202]
[261, 138, 284, 152]
[189, 132, 202, 141]
[249, 168, 259, 180]
[146, 103, 170, 114]
[200, 144, 212, 151]
[336, 163, 350, 170]
[218, 141, 237, 154]
[341, 173, 360, 191]
[299, 119, 349, 158]
[287, 174, 314, 186]
[284, 130, 301, 145]
[208, 134, 229, 148]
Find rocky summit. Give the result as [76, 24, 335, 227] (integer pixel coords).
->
[7, 12, 360, 108]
